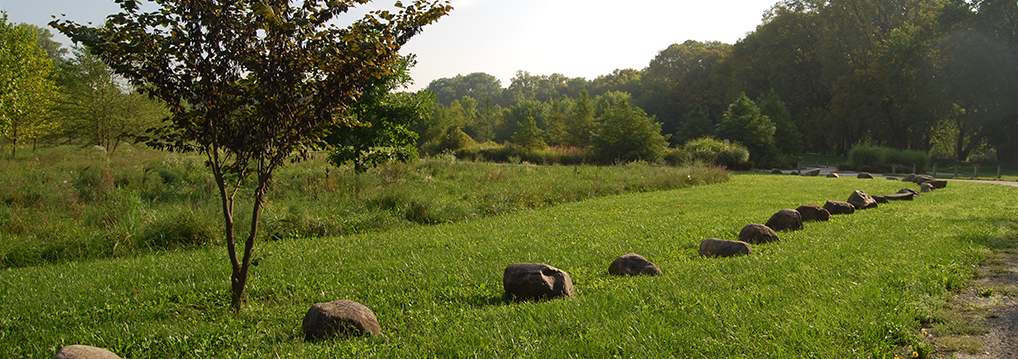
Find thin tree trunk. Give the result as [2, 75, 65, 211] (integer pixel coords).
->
[231, 160, 271, 312]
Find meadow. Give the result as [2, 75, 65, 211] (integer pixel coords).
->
[0, 145, 726, 268]
[2, 171, 1015, 358]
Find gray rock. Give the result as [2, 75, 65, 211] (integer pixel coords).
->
[765, 209, 803, 231]
[930, 180, 948, 189]
[796, 204, 831, 222]
[803, 168, 821, 176]
[872, 195, 889, 204]
[883, 192, 915, 201]
[885, 176, 898, 180]
[902, 173, 917, 182]
[823, 200, 856, 215]
[770, 169, 783, 174]
[699, 238, 751, 257]
[826, 172, 840, 178]
[738, 223, 779, 244]
[303, 299, 381, 340]
[897, 188, 919, 195]
[921, 182, 933, 192]
[857, 172, 874, 179]
[608, 253, 662, 276]
[847, 190, 878, 209]
[53, 345, 122, 359]
[503, 263, 575, 300]
[913, 175, 936, 184]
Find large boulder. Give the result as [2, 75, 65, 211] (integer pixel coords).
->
[826, 172, 840, 178]
[857, 172, 874, 179]
[913, 175, 936, 184]
[699, 238, 751, 257]
[847, 190, 878, 209]
[803, 168, 821, 176]
[765, 209, 803, 231]
[902, 173, 917, 182]
[302, 299, 381, 340]
[608, 253, 662, 276]
[930, 180, 948, 189]
[823, 200, 856, 215]
[796, 204, 831, 222]
[53, 346, 122, 359]
[738, 223, 779, 244]
[883, 192, 915, 201]
[503, 263, 575, 300]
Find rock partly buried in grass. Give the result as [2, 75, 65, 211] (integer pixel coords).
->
[54, 345, 122, 359]
[765, 209, 803, 231]
[883, 192, 915, 201]
[857, 172, 874, 179]
[847, 190, 878, 209]
[803, 168, 821, 176]
[699, 238, 751, 257]
[826, 172, 840, 178]
[771, 168, 783, 174]
[913, 175, 935, 184]
[823, 200, 856, 215]
[608, 253, 662, 276]
[872, 195, 889, 204]
[739, 223, 779, 244]
[503, 263, 575, 300]
[796, 204, 831, 222]
[303, 299, 381, 340]
[898, 188, 919, 196]
[902, 173, 916, 182]
[921, 182, 933, 192]
[930, 180, 947, 189]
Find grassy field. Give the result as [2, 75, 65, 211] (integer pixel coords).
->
[0, 145, 726, 268]
[1, 174, 1015, 357]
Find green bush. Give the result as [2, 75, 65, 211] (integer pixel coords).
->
[683, 137, 750, 169]
[847, 145, 929, 173]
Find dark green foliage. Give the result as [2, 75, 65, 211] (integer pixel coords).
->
[682, 137, 750, 169]
[756, 89, 803, 156]
[716, 93, 778, 167]
[511, 116, 547, 151]
[676, 105, 713, 145]
[590, 96, 668, 162]
[847, 144, 930, 173]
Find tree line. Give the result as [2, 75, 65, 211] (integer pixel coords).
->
[422, 0, 1018, 166]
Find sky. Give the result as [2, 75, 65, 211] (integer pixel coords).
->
[1, 0, 780, 91]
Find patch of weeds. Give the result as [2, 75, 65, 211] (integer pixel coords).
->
[977, 287, 995, 297]
[934, 336, 984, 355]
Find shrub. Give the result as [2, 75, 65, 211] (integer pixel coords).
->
[683, 137, 749, 169]
[847, 145, 928, 173]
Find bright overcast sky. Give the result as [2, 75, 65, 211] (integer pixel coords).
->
[1, 0, 779, 91]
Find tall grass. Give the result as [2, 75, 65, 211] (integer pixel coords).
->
[846, 145, 929, 173]
[0, 145, 727, 268]
[1, 175, 1014, 357]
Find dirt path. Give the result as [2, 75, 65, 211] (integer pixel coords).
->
[935, 252, 1018, 358]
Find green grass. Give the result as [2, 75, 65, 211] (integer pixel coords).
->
[1, 175, 1015, 357]
[0, 145, 727, 268]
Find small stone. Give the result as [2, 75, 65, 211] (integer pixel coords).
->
[823, 200, 856, 215]
[303, 300, 381, 340]
[54, 345, 122, 359]
[765, 209, 803, 231]
[503, 263, 575, 301]
[738, 223, 779, 244]
[796, 204, 831, 222]
[883, 192, 914, 201]
[857, 172, 874, 179]
[699, 238, 751, 257]
[608, 253, 662, 276]
[770, 169, 783, 174]
[802, 168, 821, 176]
[826, 172, 840, 178]
[847, 190, 878, 209]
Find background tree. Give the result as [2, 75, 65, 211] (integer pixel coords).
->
[563, 89, 596, 147]
[511, 115, 547, 151]
[755, 89, 803, 156]
[1, 14, 59, 158]
[53, 0, 451, 312]
[56, 46, 166, 153]
[675, 105, 713, 145]
[590, 97, 668, 162]
[716, 93, 777, 167]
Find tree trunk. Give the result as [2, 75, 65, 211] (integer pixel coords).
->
[230, 162, 271, 312]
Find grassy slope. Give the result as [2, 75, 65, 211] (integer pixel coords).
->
[2, 175, 1016, 358]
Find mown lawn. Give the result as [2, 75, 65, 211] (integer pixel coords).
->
[1, 174, 1015, 358]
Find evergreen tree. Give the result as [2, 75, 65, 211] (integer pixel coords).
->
[565, 89, 596, 147]
[716, 93, 778, 167]
[591, 98, 668, 162]
[676, 105, 713, 145]
[512, 115, 547, 151]
[756, 89, 803, 156]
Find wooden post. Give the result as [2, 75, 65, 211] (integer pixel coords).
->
[892, 164, 897, 174]
[974, 164, 979, 178]
[954, 164, 958, 178]
[912, 164, 916, 174]
[933, 163, 937, 177]
[999, 165, 1002, 180]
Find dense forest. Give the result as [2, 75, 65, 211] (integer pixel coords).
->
[417, 0, 1018, 167]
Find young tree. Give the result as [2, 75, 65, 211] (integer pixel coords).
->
[53, 0, 451, 312]
[756, 89, 803, 156]
[1, 14, 59, 158]
[590, 97, 668, 163]
[511, 115, 547, 151]
[564, 89, 596, 147]
[716, 93, 777, 167]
